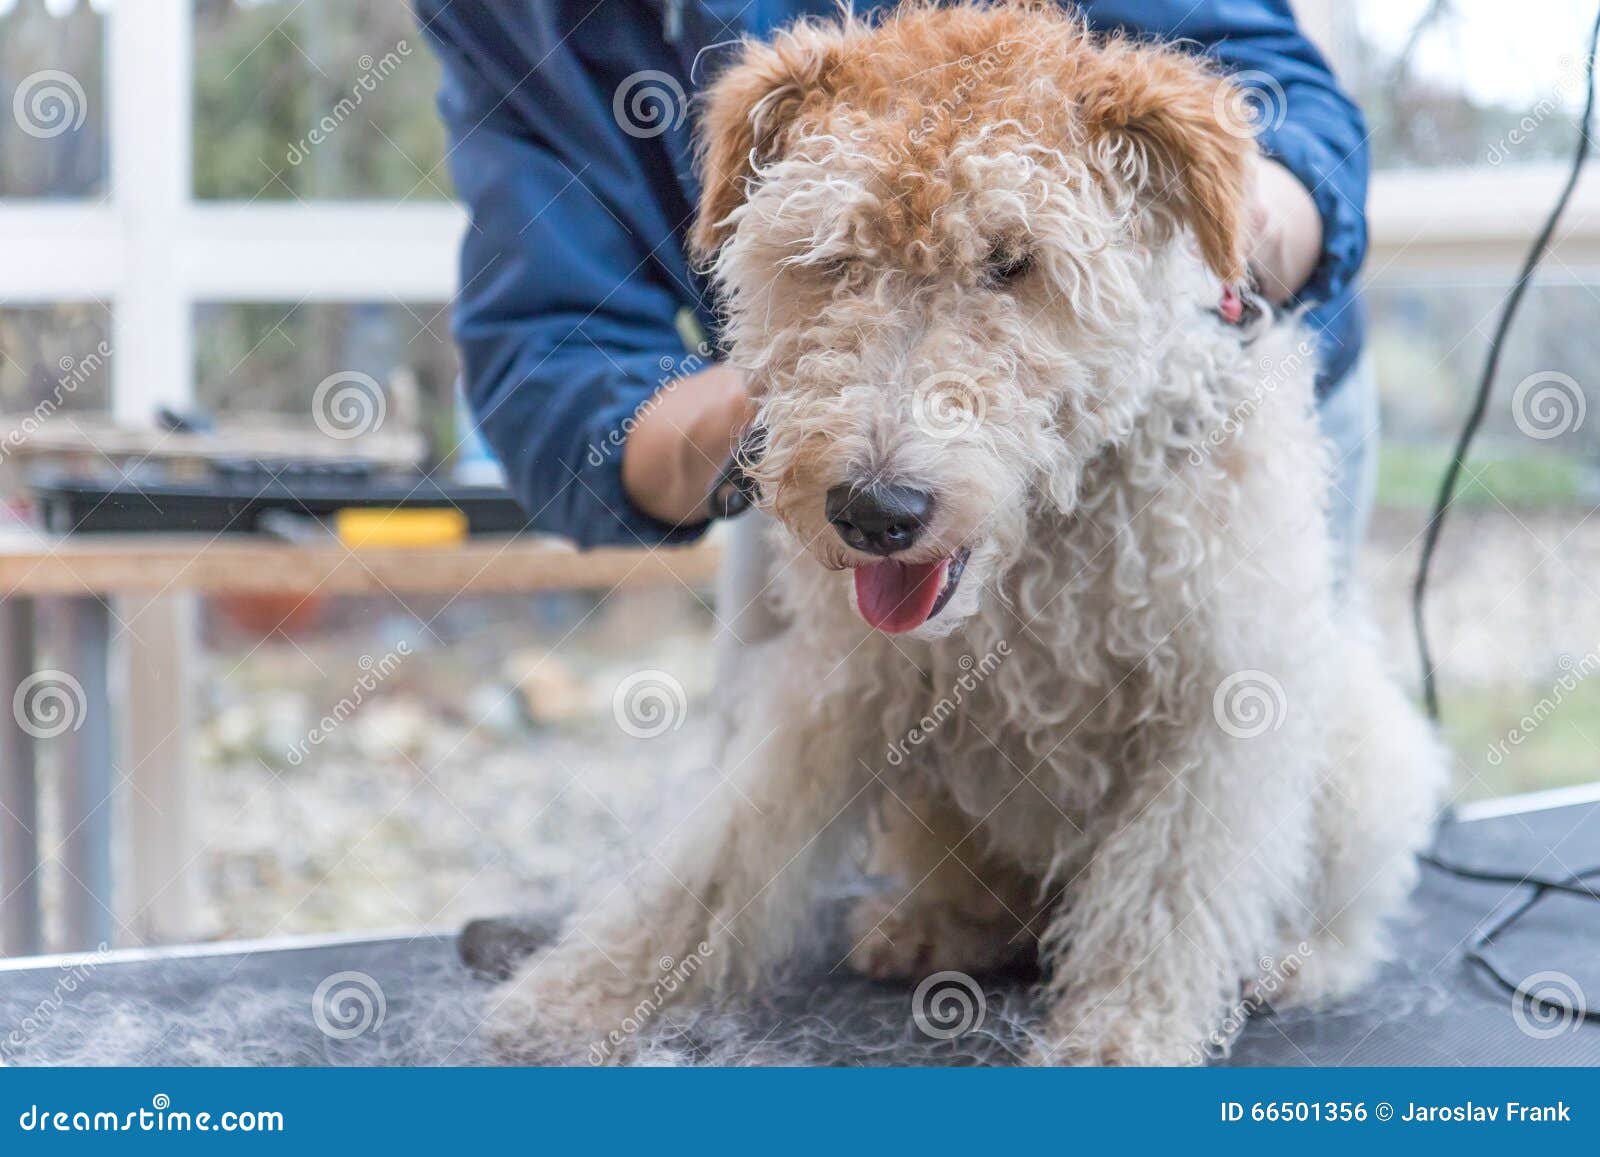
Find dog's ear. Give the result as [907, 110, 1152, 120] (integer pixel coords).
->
[691, 28, 841, 260]
[1076, 43, 1256, 283]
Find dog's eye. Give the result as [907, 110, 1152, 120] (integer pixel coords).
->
[984, 245, 1034, 287]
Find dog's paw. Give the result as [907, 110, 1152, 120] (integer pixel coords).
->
[1028, 1035, 1206, 1067]
[1029, 1001, 1209, 1067]
[1262, 935, 1381, 1010]
[482, 956, 643, 1065]
[846, 892, 934, 980]
[844, 891, 1027, 981]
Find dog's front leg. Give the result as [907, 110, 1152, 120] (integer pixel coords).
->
[1032, 728, 1317, 1066]
[488, 651, 872, 1062]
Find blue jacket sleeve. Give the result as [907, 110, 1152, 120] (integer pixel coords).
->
[1086, 0, 1369, 306]
[416, 1, 708, 548]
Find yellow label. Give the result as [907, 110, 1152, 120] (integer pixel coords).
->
[334, 507, 469, 548]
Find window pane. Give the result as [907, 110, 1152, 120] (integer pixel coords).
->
[0, 0, 108, 198]
[193, 0, 449, 201]
[0, 303, 112, 416]
[1361, 276, 1600, 799]
[193, 301, 460, 461]
[1347, 0, 1596, 170]
[1368, 277, 1596, 458]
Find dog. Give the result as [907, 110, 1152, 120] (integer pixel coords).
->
[491, 0, 1446, 1065]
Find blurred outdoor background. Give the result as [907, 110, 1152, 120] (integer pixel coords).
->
[1, 0, 1598, 948]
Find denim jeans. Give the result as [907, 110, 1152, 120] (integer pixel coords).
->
[1316, 357, 1381, 586]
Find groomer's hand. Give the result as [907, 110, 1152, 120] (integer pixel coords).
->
[1246, 156, 1323, 303]
[622, 362, 755, 526]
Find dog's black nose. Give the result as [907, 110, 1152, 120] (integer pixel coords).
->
[826, 482, 933, 556]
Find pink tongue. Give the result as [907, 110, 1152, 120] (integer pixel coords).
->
[853, 559, 949, 633]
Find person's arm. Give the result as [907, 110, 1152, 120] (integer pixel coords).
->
[1247, 155, 1323, 302]
[1086, 0, 1369, 305]
[621, 362, 752, 526]
[417, 2, 739, 546]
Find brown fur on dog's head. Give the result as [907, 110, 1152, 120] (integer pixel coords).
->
[692, 0, 1254, 281]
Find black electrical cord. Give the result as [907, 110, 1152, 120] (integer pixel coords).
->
[1407, 6, 1600, 1031]
[1420, 855, 1600, 1025]
[1418, 852, 1600, 902]
[1412, 3, 1600, 723]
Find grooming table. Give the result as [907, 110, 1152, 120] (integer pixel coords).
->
[2, 795, 1598, 1066]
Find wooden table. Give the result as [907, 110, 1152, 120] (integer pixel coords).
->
[0, 531, 721, 955]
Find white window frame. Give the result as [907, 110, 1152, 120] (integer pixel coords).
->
[0, 0, 1595, 425]
[0, 0, 465, 424]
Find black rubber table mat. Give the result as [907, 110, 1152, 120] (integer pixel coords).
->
[2, 803, 1597, 1066]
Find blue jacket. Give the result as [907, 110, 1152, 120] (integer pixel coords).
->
[416, 0, 1369, 548]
